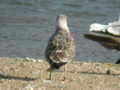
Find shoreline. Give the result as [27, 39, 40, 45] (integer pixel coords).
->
[0, 57, 120, 90]
[0, 57, 118, 64]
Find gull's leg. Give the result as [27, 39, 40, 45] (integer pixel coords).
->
[63, 64, 67, 80]
[49, 71, 52, 80]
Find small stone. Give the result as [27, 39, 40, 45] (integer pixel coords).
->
[43, 80, 52, 83]
[38, 86, 47, 90]
[25, 85, 34, 90]
[38, 60, 43, 62]
[32, 60, 36, 62]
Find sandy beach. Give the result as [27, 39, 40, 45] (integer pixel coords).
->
[0, 58, 120, 90]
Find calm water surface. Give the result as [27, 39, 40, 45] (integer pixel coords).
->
[0, 0, 120, 63]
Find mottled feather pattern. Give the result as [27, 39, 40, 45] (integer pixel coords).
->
[46, 29, 75, 64]
[45, 14, 75, 69]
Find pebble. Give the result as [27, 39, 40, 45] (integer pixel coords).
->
[25, 84, 34, 90]
[38, 86, 47, 90]
[43, 80, 52, 83]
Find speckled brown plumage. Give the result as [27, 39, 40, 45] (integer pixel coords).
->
[45, 15, 75, 70]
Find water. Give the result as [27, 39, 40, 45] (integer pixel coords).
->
[0, 0, 120, 63]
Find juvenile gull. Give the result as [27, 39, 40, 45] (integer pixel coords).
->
[45, 14, 75, 80]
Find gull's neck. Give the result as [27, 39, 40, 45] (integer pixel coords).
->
[56, 15, 70, 33]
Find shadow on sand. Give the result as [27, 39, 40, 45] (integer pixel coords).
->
[77, 71, 120, 76]
[0, 74, 36, 81]
[48, 70, 120, 76]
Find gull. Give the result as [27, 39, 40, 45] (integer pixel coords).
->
[90, 16, 120, 36]
[45, 14, 75, 80]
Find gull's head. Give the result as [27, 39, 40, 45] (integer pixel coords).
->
[56, 14, 69, 32]
[89, 23, 107, 32]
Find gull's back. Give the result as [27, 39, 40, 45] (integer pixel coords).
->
[45, 15, 75, 69]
